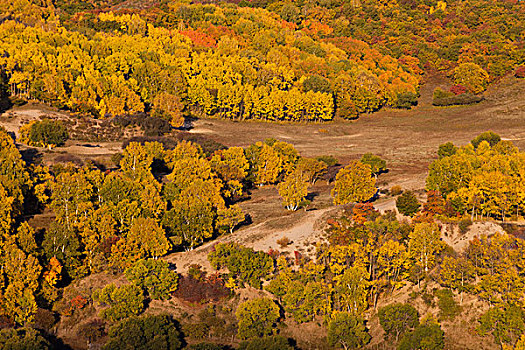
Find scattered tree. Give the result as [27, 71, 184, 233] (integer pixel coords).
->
[332, 161, 376, 205]
[235, 298, 280, 340]
[396, 191, 420, 216]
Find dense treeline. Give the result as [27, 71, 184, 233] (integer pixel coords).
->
[1, 0, 422, 123]
[240, 0, 525, 79]
[2, 0, 523, 123]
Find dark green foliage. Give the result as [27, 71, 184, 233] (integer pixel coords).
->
[360, 153, 387, 176]
[104, 314, 183, 350]
[398, 322, 445, 350]
[471, 131, 501, 149]
[477, 304, 525, 347]
[239, 335, 294, 350]
[378, 303, 419, 341]
[327, 312, 371, 349]
[434, 289, 460, 320]
[421, 291, 434, 307]
[432, 92, 483, 106]
[437, 142, 457, 159]
[394, 91, 418, 109]
[0, 328, 51, 350]
[208, 243, 273, 289]
[124, 259, 179, 300]
[42, 223, 83, 280]
[115, 113, 171, 137]
[182, 305, 235, 342]
[396, 191, 420, 217]
[0, 70, 12, 113]
[29, 119, 69, 147]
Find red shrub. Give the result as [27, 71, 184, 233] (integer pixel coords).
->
[268, 248, 280, 259]
[449, 84, 467, 95]
[294, 251, 303, 265]
[515, 66, 525, 78]
[173, 275, 230, 304]
[71, 295, 88, 310]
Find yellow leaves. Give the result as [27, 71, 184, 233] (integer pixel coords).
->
[0, 240, 42, 325]
[0, 183, 15, 234]
[377, 239, 410, 287]
[217, 204, 245, 234]
[408, 223, 443, 273]
[18, 121, 35, 146]
[432, 0, 447, 13]
[211, 146, 249, 183]
[454, 62, 489, 94]
[152, 92, 184, 128]
[255, 143, 283, 186]
[278, 170, 309, 211]
[322, 244, 369, 277]
[225, 277, 238, 291]
[332, 161, 376, 205]
[43, 257, 62, 286]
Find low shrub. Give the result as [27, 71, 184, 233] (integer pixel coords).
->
[173, 274, 230, 304]
[458, 218, 472, 234]
[396, 191, 420, 216]
[449, 84, 467, 95]
[394, 91, 418, 109]
[114, 113, 171, 136]
[277, 237, 291, 248]
[390, 185, 403, 196]
[433, 92, 483, 106]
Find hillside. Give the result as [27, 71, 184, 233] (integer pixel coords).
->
[0, 1, 525, 350]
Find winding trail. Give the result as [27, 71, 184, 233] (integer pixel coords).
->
[165, 207, 334, 273]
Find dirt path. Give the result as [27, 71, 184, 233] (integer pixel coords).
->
[373, 197, 397, 213]
[165, 207, 334, 273]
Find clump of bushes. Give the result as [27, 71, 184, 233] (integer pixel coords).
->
[471, 131, 501, 149]
[390, 185, 403, 196]
[114, 113, 171, 136]
[316, 155, 338, 167]
[393, 91, 418, 109]
[432, 88, 483, 106]
[19, 119, 69, 148]
[458, 218, 473, 234]
[173, 274, 230, 304]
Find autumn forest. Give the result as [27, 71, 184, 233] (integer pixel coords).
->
[0, 0, 524, 349]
